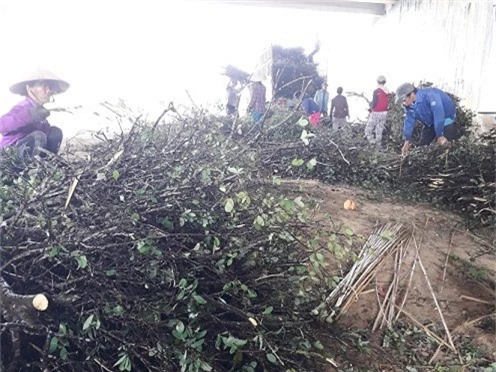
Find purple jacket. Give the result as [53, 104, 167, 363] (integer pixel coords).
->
[0, 98, 50, 149]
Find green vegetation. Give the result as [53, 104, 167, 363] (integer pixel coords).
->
[1, 88, 494, 371]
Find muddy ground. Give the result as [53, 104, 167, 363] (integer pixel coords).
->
[285, 180, 495, 371]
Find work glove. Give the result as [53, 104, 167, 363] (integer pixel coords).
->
[29, 106, 51, 122]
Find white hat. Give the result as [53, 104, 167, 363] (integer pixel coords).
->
[10, 68, 70, 95]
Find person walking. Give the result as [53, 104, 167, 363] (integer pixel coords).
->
[330, 87, 350, 133]
[395, 82, 457, 154]
[365, 75, 389, 150]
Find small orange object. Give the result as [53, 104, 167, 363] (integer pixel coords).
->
[343, 199, 358, 211]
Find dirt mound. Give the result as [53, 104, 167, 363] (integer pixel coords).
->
[287, 180, 495, 370]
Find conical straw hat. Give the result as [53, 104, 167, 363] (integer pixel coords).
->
[9, 68, 70, 95]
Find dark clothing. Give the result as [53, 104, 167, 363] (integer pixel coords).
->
[226, 84, 240, 116]
[370, 87, 389, 112]
[419, 123, 458, 145]
[301, 96, 320, 116]
[226, 104, 237, 116]
[16, 127, 63, 157]
[330, 94, 349, 118]
[247, 82, 266, 115]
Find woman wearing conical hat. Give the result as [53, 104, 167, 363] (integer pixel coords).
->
[0, 68, 69, 156]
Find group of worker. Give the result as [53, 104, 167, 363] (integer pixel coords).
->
[300, 75, 458, 152]
[227, 73, 458, 153]
[0, 68, 458, 160]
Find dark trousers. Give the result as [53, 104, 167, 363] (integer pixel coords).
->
[16, 127, 63, 157]
[419, 123, 458, 146]
[226, 104, 237, 116]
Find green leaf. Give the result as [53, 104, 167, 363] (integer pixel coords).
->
[266, 353, 277, 364]
[224, 198, 234, 213]
[194, 295, 207, 305]
[53, 170, 63, 181]
[291, 158, 304, 167]
[59, 347, 68, 360]
[137, 241, 149, 254]
[172, 329, 185, 341]
[49, 336, 58, 353]
[59, 323, 67, 335]
[176, 321, 185, 334]
[306, 157, 317, 170]
[112, 170, 120, 181]
[134, 188, 146, 196]
[178, 278, 187, 288]
[106, 269, 117, 277]
[262, 306, 273, 315]
[49, 247, 60, 258]
[76, 255, 88, 269]
[297, 117, 308, 127]
[228, 167, 242, 175]
[83, 314, 94, 330]
[294, 196, 305, 208]
[313, 340, 324, 350]
[255, 215, 264, 226]
[113, 353, 129, 368]
[113, 305, 124, 315]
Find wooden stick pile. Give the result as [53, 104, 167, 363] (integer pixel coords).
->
[314, 223, 413, 323]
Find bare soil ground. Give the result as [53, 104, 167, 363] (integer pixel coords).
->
[285, 180, 495, 371]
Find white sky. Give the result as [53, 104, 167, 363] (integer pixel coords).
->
[0, 1, 379, 137]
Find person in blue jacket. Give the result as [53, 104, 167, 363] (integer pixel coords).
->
[395, 82, 457, 154]
[294, 91, 320, 127]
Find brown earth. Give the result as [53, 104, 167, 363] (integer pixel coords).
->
[284, 180, 495, 371]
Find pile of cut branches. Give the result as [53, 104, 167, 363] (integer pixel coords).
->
[259, 98, 495, 228]
[0, 114, 352, 372]
[0, 91, 493, 371]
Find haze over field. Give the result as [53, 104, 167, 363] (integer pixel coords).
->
[0, 1, 383, 139]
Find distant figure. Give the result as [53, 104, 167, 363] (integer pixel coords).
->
[365, 75, 389, 150]
[226, 79, 241, 116]
[0, 68, 69, 157]
[247, 75, 266, 124]
[330, 87, 350, 133]
[396, 82, 458, 154]
[294, 91, 320, 127]
[314, 82, 329, 116]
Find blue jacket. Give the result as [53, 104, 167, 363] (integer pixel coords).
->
[301, 96, 320, 116]
[403, 88, 456, 140]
